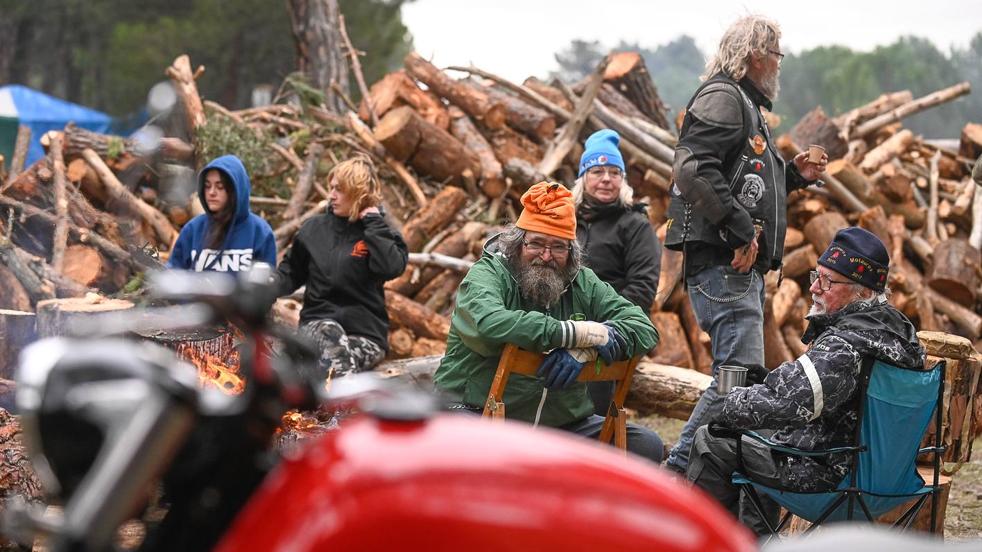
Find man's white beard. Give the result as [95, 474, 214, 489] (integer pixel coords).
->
[759, 68, 781, 101]
[516, 259, 568, 308]
[808, 295, 826, 317]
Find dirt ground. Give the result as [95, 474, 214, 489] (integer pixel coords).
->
[636, 414, 982, 542]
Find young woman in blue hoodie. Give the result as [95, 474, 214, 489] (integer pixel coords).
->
[275, 156, 408, 383]
[167, 155, 276, 272]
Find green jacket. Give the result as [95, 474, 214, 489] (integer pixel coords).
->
[434, 235, 659, 427]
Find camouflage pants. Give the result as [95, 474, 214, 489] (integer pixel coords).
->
[300, 319, 385, 382]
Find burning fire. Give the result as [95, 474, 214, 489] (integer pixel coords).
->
[174, 336, 244, 395]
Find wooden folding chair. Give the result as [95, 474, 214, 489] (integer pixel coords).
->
[481, 344, 641, 453]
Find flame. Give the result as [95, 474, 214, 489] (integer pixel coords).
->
[174, 341, 244, 395]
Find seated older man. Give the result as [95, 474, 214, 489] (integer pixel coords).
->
[686, 227, 925, 535]
[434, 182, 663, 462]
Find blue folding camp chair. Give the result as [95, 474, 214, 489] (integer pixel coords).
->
[730, 358, 946, 536]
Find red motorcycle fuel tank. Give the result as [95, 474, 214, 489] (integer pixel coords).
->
[216, 414, 756, 552]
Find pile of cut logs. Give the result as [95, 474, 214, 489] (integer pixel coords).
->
[0, 47, 981, 540]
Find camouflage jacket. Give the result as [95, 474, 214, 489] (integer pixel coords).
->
[718, 297, 925, 491]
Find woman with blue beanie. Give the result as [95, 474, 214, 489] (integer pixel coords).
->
[572, 129, 662, 416]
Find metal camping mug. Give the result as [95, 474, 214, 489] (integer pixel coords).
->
[717, 365, 748, 394]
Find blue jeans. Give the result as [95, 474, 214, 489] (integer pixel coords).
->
[664, 265, 765, 472]
[561, 415, 665, 464]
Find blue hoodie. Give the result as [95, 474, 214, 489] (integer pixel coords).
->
[167, 155, 276, 272]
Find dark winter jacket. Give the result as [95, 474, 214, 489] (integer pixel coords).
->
[576, 199, 661, 313]
[434, 234, 659, 427]
[718, 297, 925, 491]
[274, 209, 408, 351]
[665, 73, 811, 277]
[167, 155, 276, 271]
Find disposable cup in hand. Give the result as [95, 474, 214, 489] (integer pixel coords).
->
[807, 144, 826, 164]
[717, 365, 748, 394]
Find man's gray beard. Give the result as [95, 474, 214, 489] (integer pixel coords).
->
[808, 297, 825, 317]
[516, 260, 573, 308]
[759, 68, 781, 101]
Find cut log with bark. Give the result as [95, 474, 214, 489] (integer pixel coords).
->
[0, 241, 54, 303]
[523, 77, 574, 113]
[0, 265, 31, 312]
[374, 106, 480, 187]
[764, 274, 794, 370]
[833, 90, 913, 136]
[286, 0, 349, 114]
[61, 244, 129, 292]
[388, 328, 416, 359]
[399, 186, 470, 252]
[405, 52, 506, 129]
[782, 244, 817, 279]
[385, 291, 450, 341]
[7, 124, 31, 181]
[485, 123, 544, 169]
[959, 122, 982, 161]
[481, 84, 557, 142]
[602, 51, 670, 130]
[282, 143, 325, 221]
[57, 123, 141, 169]
[0, 195, 134, 271]
[647, 311, 694, 369]
[626, 362, 712, 420]
[415, 269, 464, 313]
[852, 82, 971, 139]
[0, 309, 35, 378]
[0, 408, 44, 543]
[50, 132, 69, 271]
[165, 55, 206, 131]
[859, 129, 915, 173]
[35, 296, 135, 338]
[82, 149, 178, 247]
[927, 239, 980, 306]
[538, 56, 607, 176]
[771, 277, 801, 327]
[918, 331, 981, 468]
[359, 70, 450, 130]
[345, 112, 427, 207]
[787, 106, 848, 161]
[827, 160, 925, 227]
[387, 221, 485, 297]
[448, 106, 506, 198]
[803, 211, 849, 254]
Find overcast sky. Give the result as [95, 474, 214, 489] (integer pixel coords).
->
[401, 0, 981, 82]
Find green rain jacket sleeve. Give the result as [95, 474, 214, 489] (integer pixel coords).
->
[583, 270, 660, 357]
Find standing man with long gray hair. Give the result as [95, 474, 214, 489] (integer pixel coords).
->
[663, 15, 828, 479]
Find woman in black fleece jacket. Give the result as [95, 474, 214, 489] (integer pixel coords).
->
[573, 129, 662, 415]
[275, 156, 408, 381]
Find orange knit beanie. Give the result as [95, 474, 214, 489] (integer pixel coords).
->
[515, 182, 576, 240]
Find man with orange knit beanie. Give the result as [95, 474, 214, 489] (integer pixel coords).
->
[435, 182, 664, 462]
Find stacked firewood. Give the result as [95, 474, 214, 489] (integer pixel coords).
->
[358, 50, 680, 358]
[652, 82, 982, 375]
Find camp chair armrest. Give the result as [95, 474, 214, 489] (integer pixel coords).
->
[917, 445, 947, 455]
[741, 430, 864, 457]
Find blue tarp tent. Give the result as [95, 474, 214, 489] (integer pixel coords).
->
[0, 84, 112, 166]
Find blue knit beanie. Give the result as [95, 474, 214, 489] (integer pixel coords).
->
[818, 227, 890, 292]
[578, 129, 625, 177]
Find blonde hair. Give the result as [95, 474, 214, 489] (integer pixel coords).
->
[329, 156, 382, 222]
[703, 15, 781, 81]
[570, 176, 634, 206]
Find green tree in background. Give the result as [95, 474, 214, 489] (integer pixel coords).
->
[0, 0, 413, 117]
[552, 32, 981, 138]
